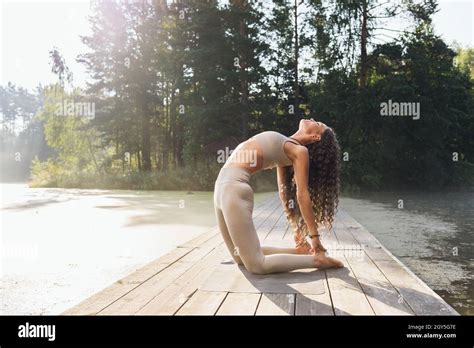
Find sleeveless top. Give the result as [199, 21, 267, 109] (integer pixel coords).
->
[249, 131, 300, 170]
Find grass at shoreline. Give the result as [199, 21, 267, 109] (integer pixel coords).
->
[28, 169, 279, 193]
[28, 159, 474, 194]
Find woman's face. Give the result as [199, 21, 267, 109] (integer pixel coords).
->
[299, 118, 328, 141]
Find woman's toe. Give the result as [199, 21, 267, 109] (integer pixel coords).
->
[315, 254, 344, 269]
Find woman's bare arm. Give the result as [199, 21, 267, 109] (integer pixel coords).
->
[276, 166, 287, 206]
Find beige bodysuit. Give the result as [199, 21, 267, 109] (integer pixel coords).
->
[213, 131, 315, 274]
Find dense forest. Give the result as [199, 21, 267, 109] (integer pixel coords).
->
[1, 0, 473, 192]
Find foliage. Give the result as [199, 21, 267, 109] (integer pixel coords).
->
[1, 1, 473, 191]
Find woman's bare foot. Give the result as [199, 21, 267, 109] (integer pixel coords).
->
[313, 252, 344, 269]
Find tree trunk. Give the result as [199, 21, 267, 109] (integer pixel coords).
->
[162, 82, 170, 172]
[359, 1, 369, 88]
[236, 0, 249, 138]
[137, 150, 142, 172]
[170, 85, 177, 169]
[176, 84, 184, 168]
[85, 133, 100, 173]
[294, 0, 300, 117]
[141, 101, 151, 171]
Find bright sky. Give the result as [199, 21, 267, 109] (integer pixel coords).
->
[0, 0, 472, 91]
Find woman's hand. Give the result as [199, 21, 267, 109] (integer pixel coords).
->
[310, 235, 327, 254]
[294, 233, 312, 255]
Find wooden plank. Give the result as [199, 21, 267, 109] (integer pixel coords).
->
[363, 246, 394, 261]
[325, 264, 375, 315]
[255, 293, 295, 315]
[295, 276, 334, 315]
[344, 254, 414, 315]
[338, 209, 381, 248]
[373, 259, 458, 315]
[101, 236, 224, 314]
[97, 260, 195, 315]
[335, 208, 385, 256]
[258, 210, 284, 240]
[253, 193, 278, 217]
[253, 195, 272, 211]
[282, 217, 297, 241]
[273, 202, 288, 227]
[348, 225, 382, 248]
[263, 202, 288, 241]
[320, 225, 340, 254]
[254, 198, 283, 240]
[179, 233, 223, 263]
[282, 225, 293, 241]
[333, 220, 360, 248]
[339, 208, 457, 315]
[264, 223, 288, 242]
[62, 246, 193, 315]
[216, 293, 261, 315]
[178, 229, 218, 249]
[175, 290, 227, 315]
[137, 245, 229, 315]
[330, 221, 366, 261]
[267, 207, 286, 228]
[253, 197, 281, 231]
[200, 263, 325, 295]
[256, 221, 279, 240]
[326, 218, 382, 315]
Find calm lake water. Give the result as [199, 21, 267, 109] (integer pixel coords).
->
[340, 191, 473, 315]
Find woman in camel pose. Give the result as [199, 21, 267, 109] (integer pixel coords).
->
[213, 118, 344, 274]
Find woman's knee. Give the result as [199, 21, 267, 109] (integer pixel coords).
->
[244, 258, 267, 275]
[246, 264, 267, 275]
[232, 255, 244, 266]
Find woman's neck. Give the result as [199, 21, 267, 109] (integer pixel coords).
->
[289, 131, 310, 146]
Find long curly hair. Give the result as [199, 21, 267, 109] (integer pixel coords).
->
[282, 128, 341, 247]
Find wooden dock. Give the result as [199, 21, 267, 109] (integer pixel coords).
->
[63, 194, 458, 316]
